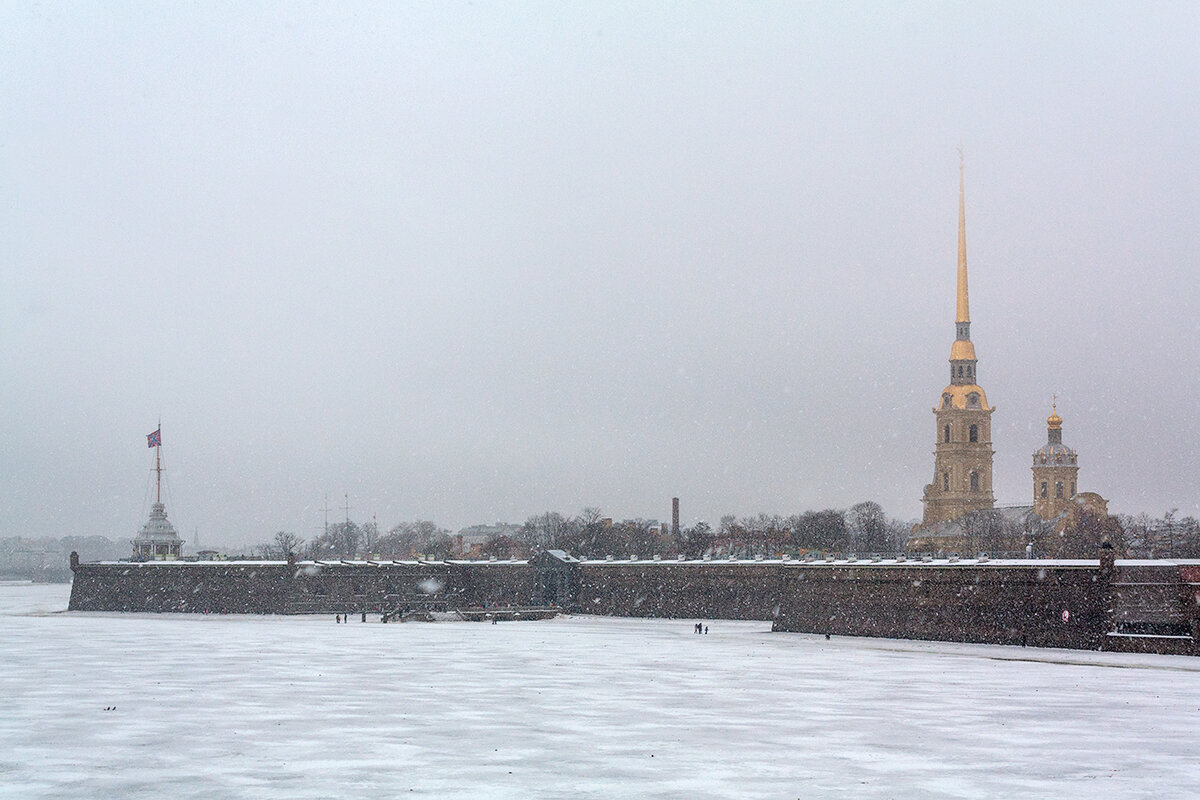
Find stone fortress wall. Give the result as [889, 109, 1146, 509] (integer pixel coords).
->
[69, 551, 1200, 656]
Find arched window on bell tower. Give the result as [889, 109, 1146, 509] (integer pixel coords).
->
[943, 472, 950, 491]
[970, 471, 979, 492]
[944, 425, 950, 443]
[969, 424, 978, 443]
[1040, 481, 1048, 498]
[1055, 481, 1063, 498]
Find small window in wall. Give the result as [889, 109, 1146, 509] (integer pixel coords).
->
[1055, 482, 1064, 498]
[967, 366, 974, 378]
[944, 425, 951, 443]
[943, 472, 950, 491]
[970, 471, 980, 492]
[969, 424, 978, 443]
[1040, 481, 1048, 498]
[1070, 481, 1076, 497]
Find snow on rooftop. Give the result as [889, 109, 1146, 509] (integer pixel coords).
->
[5, 582, 1200, 798]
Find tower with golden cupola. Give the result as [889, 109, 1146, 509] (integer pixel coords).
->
[1032, 400, 1079, 520]
[921, 160, 996, 526]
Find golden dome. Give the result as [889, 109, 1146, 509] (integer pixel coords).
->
[949, 339, 976, 361]
[1047, 402, 1062, 429]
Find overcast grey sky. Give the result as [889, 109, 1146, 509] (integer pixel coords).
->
[3, 2, 1198, 547]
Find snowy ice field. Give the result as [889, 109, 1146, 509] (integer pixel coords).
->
[2, 582, 1199, 799]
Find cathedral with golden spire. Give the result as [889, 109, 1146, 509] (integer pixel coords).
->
[920, 158, 996, 527]
[907, 159, 1114, 556]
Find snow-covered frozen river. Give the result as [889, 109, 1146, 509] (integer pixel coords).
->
[2, 581, 1198, 799]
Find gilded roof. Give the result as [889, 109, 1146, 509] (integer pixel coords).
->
[949, 339, 976, 361]
[1047, 402, 1063, 429]
[936, 383, 991, 412]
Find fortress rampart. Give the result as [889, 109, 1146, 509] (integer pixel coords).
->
[68, 553, 1200, 656]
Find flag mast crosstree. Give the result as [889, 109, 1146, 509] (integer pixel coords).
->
[147, 422, 163, 504]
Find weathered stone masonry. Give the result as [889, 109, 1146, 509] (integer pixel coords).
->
[69, 553, 1200, 655]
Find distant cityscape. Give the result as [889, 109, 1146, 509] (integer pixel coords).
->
[6, 504, 1199, 583]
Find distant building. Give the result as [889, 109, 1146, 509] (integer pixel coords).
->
[910, 164, 1111, 553]
[909, 403, 1113, 556]
[1032, 402, 1079, 520]
[456, 522, 522, 557]
[921, 162, 996, 527]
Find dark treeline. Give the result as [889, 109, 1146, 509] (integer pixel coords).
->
[12, 509, 1193, 575]
[245, 501, 913, 561]
[257, 507, 1200, 561]
[1118, 510, 1200, 559]
[507, 501, 911, 560]
[952, 507, 1123, 559]
[242, 520, 456, 561]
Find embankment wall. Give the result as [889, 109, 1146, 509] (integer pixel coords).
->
[68, 555, 1200, 655]
[68, 560, 537, 615]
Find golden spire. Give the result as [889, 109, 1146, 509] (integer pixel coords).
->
[956, 149, 969, 324]
[948, 150, 976, 364]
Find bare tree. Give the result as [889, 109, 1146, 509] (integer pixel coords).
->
[676, 521, 713, 559]
[271, 531, 304, 559]
[361, 519, 379, 556]
[846, 502, 891, 554]
[519, 512, 570, 551]
[789, 510, 850, 554]
[309, 521, 362, 559]
[377, 520, 452, 559]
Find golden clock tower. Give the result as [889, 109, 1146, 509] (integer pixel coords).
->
[921, 160, 996, 526]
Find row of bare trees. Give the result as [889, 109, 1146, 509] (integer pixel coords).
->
[247, 520, 453, 561]
[1118, 509, 1200, 558]
[243, 502, 912, 562]
[247, 505, 1200, 562]
[499, 502, 910, 560]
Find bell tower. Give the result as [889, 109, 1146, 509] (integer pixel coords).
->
[921, 157, 996, 526]
[1032, 400, 1078, 519]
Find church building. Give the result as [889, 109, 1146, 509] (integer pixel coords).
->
[907, 163, 1113, 557]
[920, 161, 996, 527]
[1032, 401, 1078, 520]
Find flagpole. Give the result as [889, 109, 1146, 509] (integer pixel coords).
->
[155, 419, 162, 505]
